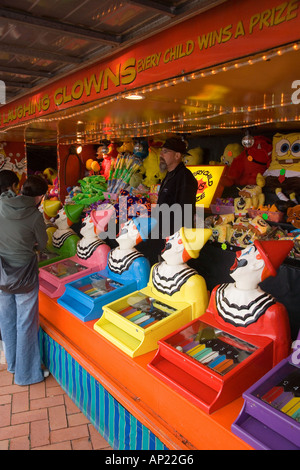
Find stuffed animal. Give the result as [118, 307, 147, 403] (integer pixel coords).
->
[234, 184, 265, 215]
[86, 158, 101, 175]
[221, 143, 243, 166]
[43, 167, 57, 185]
[210, 142, 243, 166]
[117, 137, 134, 154]
[257, 132, 300, 206]
[140, 139, 166, 188]
[183, 147, 204, 166]
[133, 139, 149, 159]
[223, 136, 272, 187]
[48, 176, 59, 199]
[287, 205, 300, 228]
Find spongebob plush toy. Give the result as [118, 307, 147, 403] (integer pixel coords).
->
[257, 132, 300, 205]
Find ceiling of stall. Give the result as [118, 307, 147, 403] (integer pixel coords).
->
[2, 43, 299, 145]
[0, 0, 299, 144]
[0, 0, 227, 102]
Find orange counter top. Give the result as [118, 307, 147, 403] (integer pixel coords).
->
[39, 291, 252, 450]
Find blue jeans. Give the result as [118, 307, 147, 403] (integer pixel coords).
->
[0, 285, 44, 385]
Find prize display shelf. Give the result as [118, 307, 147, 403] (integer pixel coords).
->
[38, 291, 253, 450]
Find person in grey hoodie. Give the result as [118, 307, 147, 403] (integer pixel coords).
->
[0, 173, 48, 385]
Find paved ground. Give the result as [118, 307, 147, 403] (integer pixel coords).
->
[0, 356, 112, 450]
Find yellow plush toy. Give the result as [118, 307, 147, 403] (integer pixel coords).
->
[140, 140, 166, 188]
[257, 132, 300, 205]
[221, 143, 243, 166]
[234, 184, 265, 215]
[209, 142, 243, 166]
[117, 137, 134, 154]
[183, 147, 203, 166]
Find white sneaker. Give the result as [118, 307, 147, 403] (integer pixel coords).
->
[43, 368, 50, 378]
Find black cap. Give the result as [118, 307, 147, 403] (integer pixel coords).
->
[162, 137, 190, 155]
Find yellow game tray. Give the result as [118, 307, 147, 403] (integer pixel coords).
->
[94, 286, 192, 357]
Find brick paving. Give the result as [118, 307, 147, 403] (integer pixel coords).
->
[0, 360, 113, 450]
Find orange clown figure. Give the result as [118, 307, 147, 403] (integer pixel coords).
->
[206, 240, 294, 366]
[148, 227, 212, 319]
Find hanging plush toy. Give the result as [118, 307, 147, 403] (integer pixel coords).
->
[257, 132, 300, 207]
[223, 135, 272, 187]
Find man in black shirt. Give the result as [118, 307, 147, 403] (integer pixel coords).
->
[139, 137, 198, 265]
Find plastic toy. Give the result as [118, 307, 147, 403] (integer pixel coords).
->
[223, 135, 272, 187]
[257, 132, 300, 206]
[71, 175, 106, 205]
[57, 216, 156, 322]
[94, 228, 212, 357]
[206, 240, 294, 366]
[39, 209, 112, 298]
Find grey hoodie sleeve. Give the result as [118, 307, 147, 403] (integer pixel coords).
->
[34, 212, 48, 252]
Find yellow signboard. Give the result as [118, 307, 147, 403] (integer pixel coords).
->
[187, 165, 226, 209]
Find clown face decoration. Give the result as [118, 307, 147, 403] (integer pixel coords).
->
[230, 245, 265, 288]
[55, 208, 68, 229]
[117, 219, 141, 248]
[161, 231, 186, 266]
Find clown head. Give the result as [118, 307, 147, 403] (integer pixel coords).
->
[55, 208, 69, 229]
[80, 214, 96, 239]
[117, 216, 157, 250]
[230, 240, 294, 288]
[117, 219, 142, 250]
[270, 132, 300, 172]
[161, 227, 212, 265]
[56, 204, 83, 229]
[230, 245, 265, 288]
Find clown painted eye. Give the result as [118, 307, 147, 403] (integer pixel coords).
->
[275, 139, 290, 156]
[291, 140, 300, 157]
